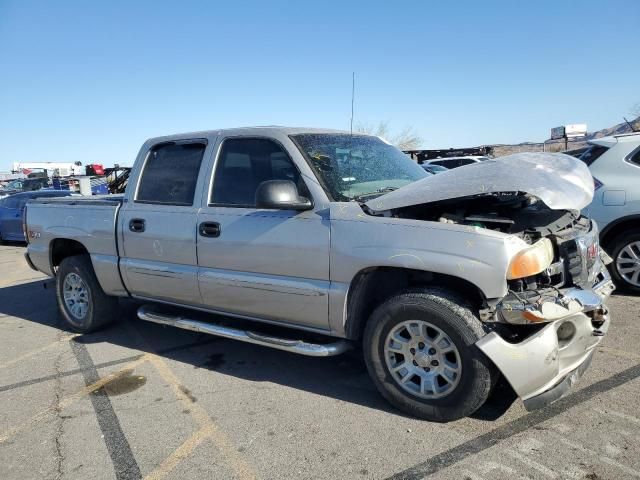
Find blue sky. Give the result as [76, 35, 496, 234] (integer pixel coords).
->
[1, 0, 638, 170]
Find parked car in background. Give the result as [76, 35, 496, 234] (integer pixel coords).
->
[0, 177, 50, 198]
[581, 132, 640, 293]
[422, 155, 490, 169]
[0, 190, 75, 242]
[421, 164, 448, 174]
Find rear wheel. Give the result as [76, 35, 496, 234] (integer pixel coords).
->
[609, 229, 640, 294]
[56, 255, 118, 333]
[363, 289, 495, 422]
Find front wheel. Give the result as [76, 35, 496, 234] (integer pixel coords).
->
[56, 255, 118, 333]
[363, 289, 496, 422]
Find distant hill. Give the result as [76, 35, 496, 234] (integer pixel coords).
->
[491, 115, 640, 157]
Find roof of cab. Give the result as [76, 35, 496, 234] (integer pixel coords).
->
[143, 126, 357, 145]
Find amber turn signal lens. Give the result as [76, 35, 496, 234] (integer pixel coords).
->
[507, 238, 554, 280]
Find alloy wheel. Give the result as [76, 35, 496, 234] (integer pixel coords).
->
[384, 319, 461, 399]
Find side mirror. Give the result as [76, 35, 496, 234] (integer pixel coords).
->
[255, 180, 313, 211]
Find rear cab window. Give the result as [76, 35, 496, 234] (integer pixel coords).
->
[135, 141, 207, 206]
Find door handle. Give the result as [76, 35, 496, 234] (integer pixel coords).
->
[129, 218, 146, 233]
[199, 221, 221, 238]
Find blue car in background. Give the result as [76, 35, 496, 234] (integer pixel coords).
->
[0, 190, 75, 242]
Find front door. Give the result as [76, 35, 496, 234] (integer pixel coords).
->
[120, 140, 208, 305]
[196, 137, 331, 330]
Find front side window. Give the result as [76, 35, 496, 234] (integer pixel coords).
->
[292, 134, 427, 201]
[211, 138, 307, 207]
[136, 141, 206, 206]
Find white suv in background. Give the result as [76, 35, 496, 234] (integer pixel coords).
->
[581, 132, 640, 293]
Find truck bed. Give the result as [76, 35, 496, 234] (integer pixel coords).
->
[25, 195, 126, 296]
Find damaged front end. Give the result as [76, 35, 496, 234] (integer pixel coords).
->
[476, 217, 614, 411]
[365, 152, 614, 411]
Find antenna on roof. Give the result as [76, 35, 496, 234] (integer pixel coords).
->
[350, 72, 355, 136]
[623, 117, 638, 133]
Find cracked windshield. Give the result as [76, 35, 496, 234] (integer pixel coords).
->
[292, 133, 427, 201]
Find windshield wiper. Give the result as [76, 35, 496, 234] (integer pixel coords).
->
[353, 186, 398, 202]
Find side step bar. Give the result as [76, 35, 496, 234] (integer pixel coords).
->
[137, 305, 352, 357]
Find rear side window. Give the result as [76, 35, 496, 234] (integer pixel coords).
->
[579, 145, 609, 166]
[627, 147, 640, 167]
[210, 138, 307, 207]
[136, 142, 206, 206]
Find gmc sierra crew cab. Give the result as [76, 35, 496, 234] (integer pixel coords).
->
[24, 127, 614, 421]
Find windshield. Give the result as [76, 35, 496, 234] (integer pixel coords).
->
[4, 179, 23, 189]
[291, 134, 428, 201]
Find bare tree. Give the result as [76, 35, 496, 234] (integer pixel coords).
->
[631, 102, 640, 118]
[356, 121, 423, 150]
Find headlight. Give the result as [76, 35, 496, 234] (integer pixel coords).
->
[507, 237, 554, 280]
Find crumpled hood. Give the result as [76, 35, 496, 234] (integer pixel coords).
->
[366, 152, 594, 212]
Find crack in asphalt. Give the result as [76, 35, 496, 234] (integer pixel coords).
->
[52, 348, 65, 480]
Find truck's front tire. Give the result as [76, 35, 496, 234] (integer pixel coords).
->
[56, 255, 118, 333]
[363, 289, 495, 422]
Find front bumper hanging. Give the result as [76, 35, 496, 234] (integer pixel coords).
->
[476, 271, 614, 411]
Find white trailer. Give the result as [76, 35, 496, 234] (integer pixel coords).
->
[12, 161, 84, 176]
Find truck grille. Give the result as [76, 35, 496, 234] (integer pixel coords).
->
[559, 239, 585, 287]
[556, 220, 600, 288]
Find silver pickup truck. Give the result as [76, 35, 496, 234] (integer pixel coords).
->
[24, 127, 614, 421]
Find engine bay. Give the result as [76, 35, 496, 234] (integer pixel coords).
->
[379, 192, 583, 244]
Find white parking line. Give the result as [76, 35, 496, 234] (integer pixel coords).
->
[548, 431, 640, 478]
[593, 407, 640, 426]
[506, 449, 559, 478]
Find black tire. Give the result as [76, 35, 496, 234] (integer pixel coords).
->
[56, 254, 118, 333]
[607, 229, 640, 294]
[363, 288, 496, 422]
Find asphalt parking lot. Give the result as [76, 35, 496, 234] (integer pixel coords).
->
[1, 243, 639, 480]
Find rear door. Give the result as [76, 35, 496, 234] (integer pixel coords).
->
[196, 136, 331, 330]
[120, 140, 209, 305]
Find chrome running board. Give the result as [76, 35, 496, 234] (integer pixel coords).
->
[137, 305, 351, 357]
